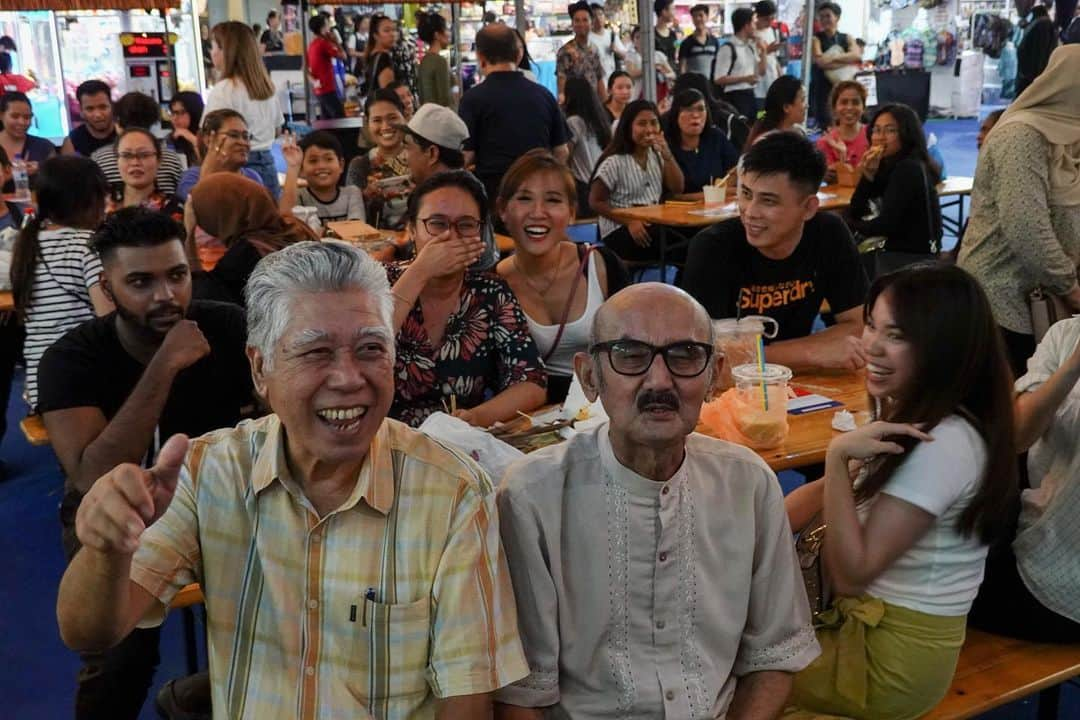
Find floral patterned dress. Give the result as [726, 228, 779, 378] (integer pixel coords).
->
[386, 263, 547, 427]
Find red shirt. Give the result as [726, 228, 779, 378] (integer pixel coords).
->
[0, 73, 35, 94]
[307, 36, 340, 97]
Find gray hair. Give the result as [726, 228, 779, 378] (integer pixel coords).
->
[245, 241, 394, 365]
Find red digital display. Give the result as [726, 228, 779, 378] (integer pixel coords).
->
[122, 33, 170, 59]
[129, 65, 152, 77]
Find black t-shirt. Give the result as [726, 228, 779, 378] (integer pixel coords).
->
[680, 213, 869, 341]
[68, 123, 117, 157]
[655, 29, 678, 65]
[36, 300, 253, 443]
[459, 71, 570, 185]
[677, 33, 720, 77]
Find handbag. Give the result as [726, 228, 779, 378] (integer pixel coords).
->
[1028, 287, 1070, 343]
[857, 163, 940, 279]
[795, 512, 832, 618]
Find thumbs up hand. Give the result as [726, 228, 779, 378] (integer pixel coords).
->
[75, 434, 191, 556]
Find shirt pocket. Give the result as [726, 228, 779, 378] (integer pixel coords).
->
[348, 596, 432, 702]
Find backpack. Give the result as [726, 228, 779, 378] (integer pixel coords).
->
[710, 41, 740, 96]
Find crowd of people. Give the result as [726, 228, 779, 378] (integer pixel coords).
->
[0, 4, 1078, 719]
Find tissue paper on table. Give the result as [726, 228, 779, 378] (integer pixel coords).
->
[561, 372, 609, 433]
[419, 412, 525, 481]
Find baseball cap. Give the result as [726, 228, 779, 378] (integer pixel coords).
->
[400, 103, 469, 151]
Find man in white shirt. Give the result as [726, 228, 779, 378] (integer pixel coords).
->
[588, 3, 626, 85]
[714, 7, 767, 119]
[495, 283, 820, 719]
[753, 0, 784, 109]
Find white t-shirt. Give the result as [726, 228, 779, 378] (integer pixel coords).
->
[755, 26, 782, 99]
[588, 29, 626, 83]
[713, 36, 759, 92]
[565, 115, 604, 185]
[205, 78, 284, 151]
[623, 49, 675, 101]
[856, 414, 989, 617]
[1013, 318, 1080, 623]
[298, 185, 366, 223]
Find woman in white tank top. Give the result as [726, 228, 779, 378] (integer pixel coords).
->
[496, 150, 629, 402]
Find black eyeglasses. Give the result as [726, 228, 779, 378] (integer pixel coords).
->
[590, 339, 713, 377]
[419, 215, 483, 237]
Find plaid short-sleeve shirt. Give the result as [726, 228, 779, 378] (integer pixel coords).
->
[131, 414, 528, 719]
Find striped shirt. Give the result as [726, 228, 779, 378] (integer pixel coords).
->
[298, 185, 367, 223]
[22, 227, 102, 408]
[90, 143, 185, 197]
[131, 413, 529, 720]
[594, 152, 664, 238]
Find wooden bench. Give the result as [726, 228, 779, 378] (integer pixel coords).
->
[19, 414, 48, 446]
[923, 628, 1080, 719]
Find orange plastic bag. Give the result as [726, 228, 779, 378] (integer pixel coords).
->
[699, 388, 789, 450]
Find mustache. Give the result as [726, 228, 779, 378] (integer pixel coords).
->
[147, 303, 184, 319]
[637, 390, 679, 412]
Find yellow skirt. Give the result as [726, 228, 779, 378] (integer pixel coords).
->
[783, 595, 966, 720]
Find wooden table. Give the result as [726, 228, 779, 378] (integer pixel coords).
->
[608, 177, 974, 230]
[0, 290, 13, 313]
[698, 370, 869, 472]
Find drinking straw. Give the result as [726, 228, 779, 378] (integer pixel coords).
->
[756, 334, 768, 411]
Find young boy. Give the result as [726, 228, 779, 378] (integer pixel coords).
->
[280, 130, 365, 227]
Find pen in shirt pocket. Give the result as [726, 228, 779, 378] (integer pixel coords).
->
[350, 588, 377, 625]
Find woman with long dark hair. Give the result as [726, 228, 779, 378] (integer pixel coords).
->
[745, 75, 806, 147]
[604, 70, 632, 125]
[563, 76, 612, 216]
[785, 264, 1018, 720]
[365, 14, 397, 92]
[417, 11, 452, 106]
[167, 91, 204, 167]
[347, 89, 410, 229]
[589, 99, 684, 264]
[664, 88, 738, 193]
[207, 22, 283, 197]
[845, 103, 943, 271]
[10, 156, 112, 407]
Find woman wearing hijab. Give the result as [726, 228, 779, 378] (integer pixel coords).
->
[188, 174, 318, 305]
[958, 45, 1080, 376]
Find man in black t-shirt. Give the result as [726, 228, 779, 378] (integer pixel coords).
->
[678, 4, 720, 78]
[459, 23, 570, 208]
[37, 208, 252, 719]
[682, 132, 869, 371]
[61, 79, 117, 157]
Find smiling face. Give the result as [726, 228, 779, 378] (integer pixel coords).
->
[572, 9, 592, 40]
[208, 116, 252, 169]
[302, 144, 344, 191]
[577, 286, 713, 453]
[871, 111, 902, 158]
[101, 240, 191, 341]
[366, 100, 404, 152]
[501, 169, 573, 255]
[250, 290, 396, 473]
[677, 99, 708, 139]
[117, 132, 160, 191]
[737, 170, 819, 258]
[1, 100, 31, 138]
[862, 291, 916, 401]
[81, 92, 114, 135]
[692, 9, 708, 30]
[832, 87, 864, 128]
[630, 109, 661, 150]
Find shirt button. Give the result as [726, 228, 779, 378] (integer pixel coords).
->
[305, 666, 315, 677]
[659, 551, 668, 562]
[665, 690, 675, 701]
[308, 599, 318, 610]
[661, 486, 670, 495]
[656, 619, 665, 629]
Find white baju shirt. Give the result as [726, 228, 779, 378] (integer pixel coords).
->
[496, 424, 820, 719]
[1014, 318, 1080, 623]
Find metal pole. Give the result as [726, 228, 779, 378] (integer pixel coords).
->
[800, 0, 813, 123]
[639, 0, 656, 103]
[451, 4, 463, 98]
[301, 0, 313, 121]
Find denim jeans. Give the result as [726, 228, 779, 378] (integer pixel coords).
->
[245, 148, 281, 200]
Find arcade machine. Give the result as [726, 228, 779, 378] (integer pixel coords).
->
[119, 31, 177, 110]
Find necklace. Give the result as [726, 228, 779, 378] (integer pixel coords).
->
[514, 243, 565, 298]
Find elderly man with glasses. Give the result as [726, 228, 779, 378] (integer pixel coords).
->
[494, 283, 819, 720]
[57, 241, 528, 719]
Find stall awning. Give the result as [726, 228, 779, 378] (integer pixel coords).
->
[0, 0, 178, 9]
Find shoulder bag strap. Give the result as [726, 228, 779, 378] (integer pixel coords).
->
[543, 245, 594, 365]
